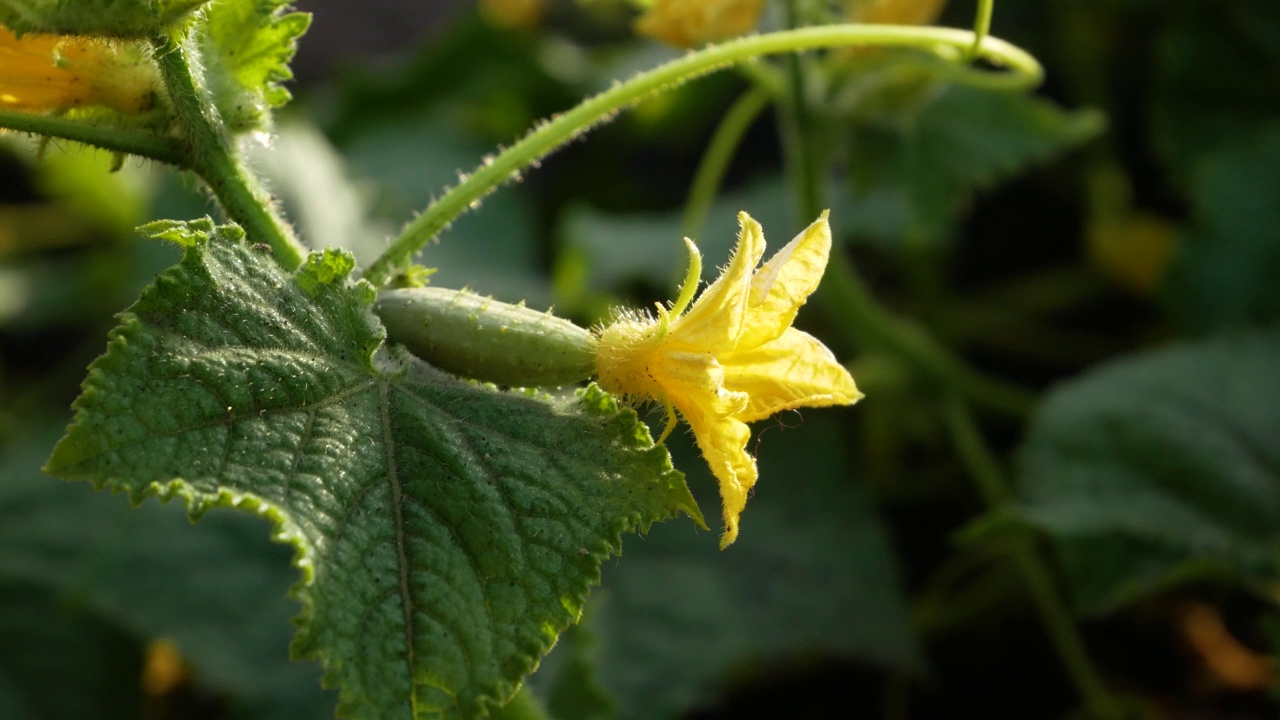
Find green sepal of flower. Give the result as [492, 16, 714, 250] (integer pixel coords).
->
[0, 0, 207, 37]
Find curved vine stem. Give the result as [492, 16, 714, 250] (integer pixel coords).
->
[361, 24, 1043, 287]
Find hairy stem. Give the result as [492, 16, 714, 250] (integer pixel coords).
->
[362, 24, 1042, 287]
[942, 398, 1123, 719]
[151, 34, 306, 270]
[0, 109, 185, 165]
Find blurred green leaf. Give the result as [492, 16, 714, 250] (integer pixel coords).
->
[45, 220, 700, 719]
[559, 175, 798, 298]
[247, 122, 388, 261]
[1015, 331, 1280, 614]
[588, 412, 918, 720]
[0, 426, 333, 719]
[0, 584, 143, 720]
[1162, 128, 1280, 332]
[525, 609, 616, 720]
[842, 85, 1104, 246]
[340, 109, 550, 305]
[1151, 0, 1280, 183]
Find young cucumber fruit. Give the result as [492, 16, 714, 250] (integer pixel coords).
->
[375, 287, 597, 387]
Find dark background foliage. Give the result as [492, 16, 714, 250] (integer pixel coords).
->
[1, 0, 1277, 718]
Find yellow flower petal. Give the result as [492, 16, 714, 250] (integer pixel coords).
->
[673, 211, 763, 352]
[0, 26, 155, 114]
[593, 211, 863, 548]
[848, 0, 949, 26]
[722, 327, 862, 422]
[678, 397, 756, 549]
[738, 210, 833, 349]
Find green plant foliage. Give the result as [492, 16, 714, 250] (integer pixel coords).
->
[0, 426, 335, 719]
[0, 585, 143, 720]
[1014, 331, 1280, 614]
[199, 0, 311, 133]
[1162, 130, 1280, 332]
[842, 83, 1105, 245]
[587, 415, 918, 720]
[1150, 0, 1280, 184]
[535, 620, 615, 720]
[0, 0, 205, 37]
[44, 220, 702, 718]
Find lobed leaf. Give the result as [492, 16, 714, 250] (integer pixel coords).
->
[45, 220, 701, 719]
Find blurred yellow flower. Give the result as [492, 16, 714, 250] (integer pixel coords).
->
[480, 0, 546, 29]
[0, 25, 155, 114]
[847, 0, 949, 26]
[634, 0, 766, 48]
[595, 211, 862, 548]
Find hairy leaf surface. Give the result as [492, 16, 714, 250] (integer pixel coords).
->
[45, 220, 701, 719]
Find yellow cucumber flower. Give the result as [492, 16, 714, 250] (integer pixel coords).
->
[634, 0, 766, 48]
[0, 25, 155, 114]
[595, 211, 863, 548]
[480, 0, 546, 29]
[847, 0, 950, 26]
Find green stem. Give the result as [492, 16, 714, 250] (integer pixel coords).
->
[970, 0, 996, 59]
[783, 0, 822, 228]
[151, 35, 306, 270]
[679, 87, 771, 240]
[362, 24, 1042, 287]
[941, 398, 1123, 719]
[0, 110, 186, 165]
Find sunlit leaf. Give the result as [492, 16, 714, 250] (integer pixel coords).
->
[45, 219, 701, 719]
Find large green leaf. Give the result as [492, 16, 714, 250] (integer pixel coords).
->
[842, 84, 1104, 246]
[200, 0, 311, 132]
[45, 219, 701, 719]
[1015, 331, 1280, 614]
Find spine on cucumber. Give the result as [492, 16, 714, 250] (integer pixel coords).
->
[375, 287, 597, 387]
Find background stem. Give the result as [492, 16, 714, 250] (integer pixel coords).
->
[942, 398, 1124, 719]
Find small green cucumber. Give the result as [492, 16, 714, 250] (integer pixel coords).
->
[375, 287, 597, 387]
